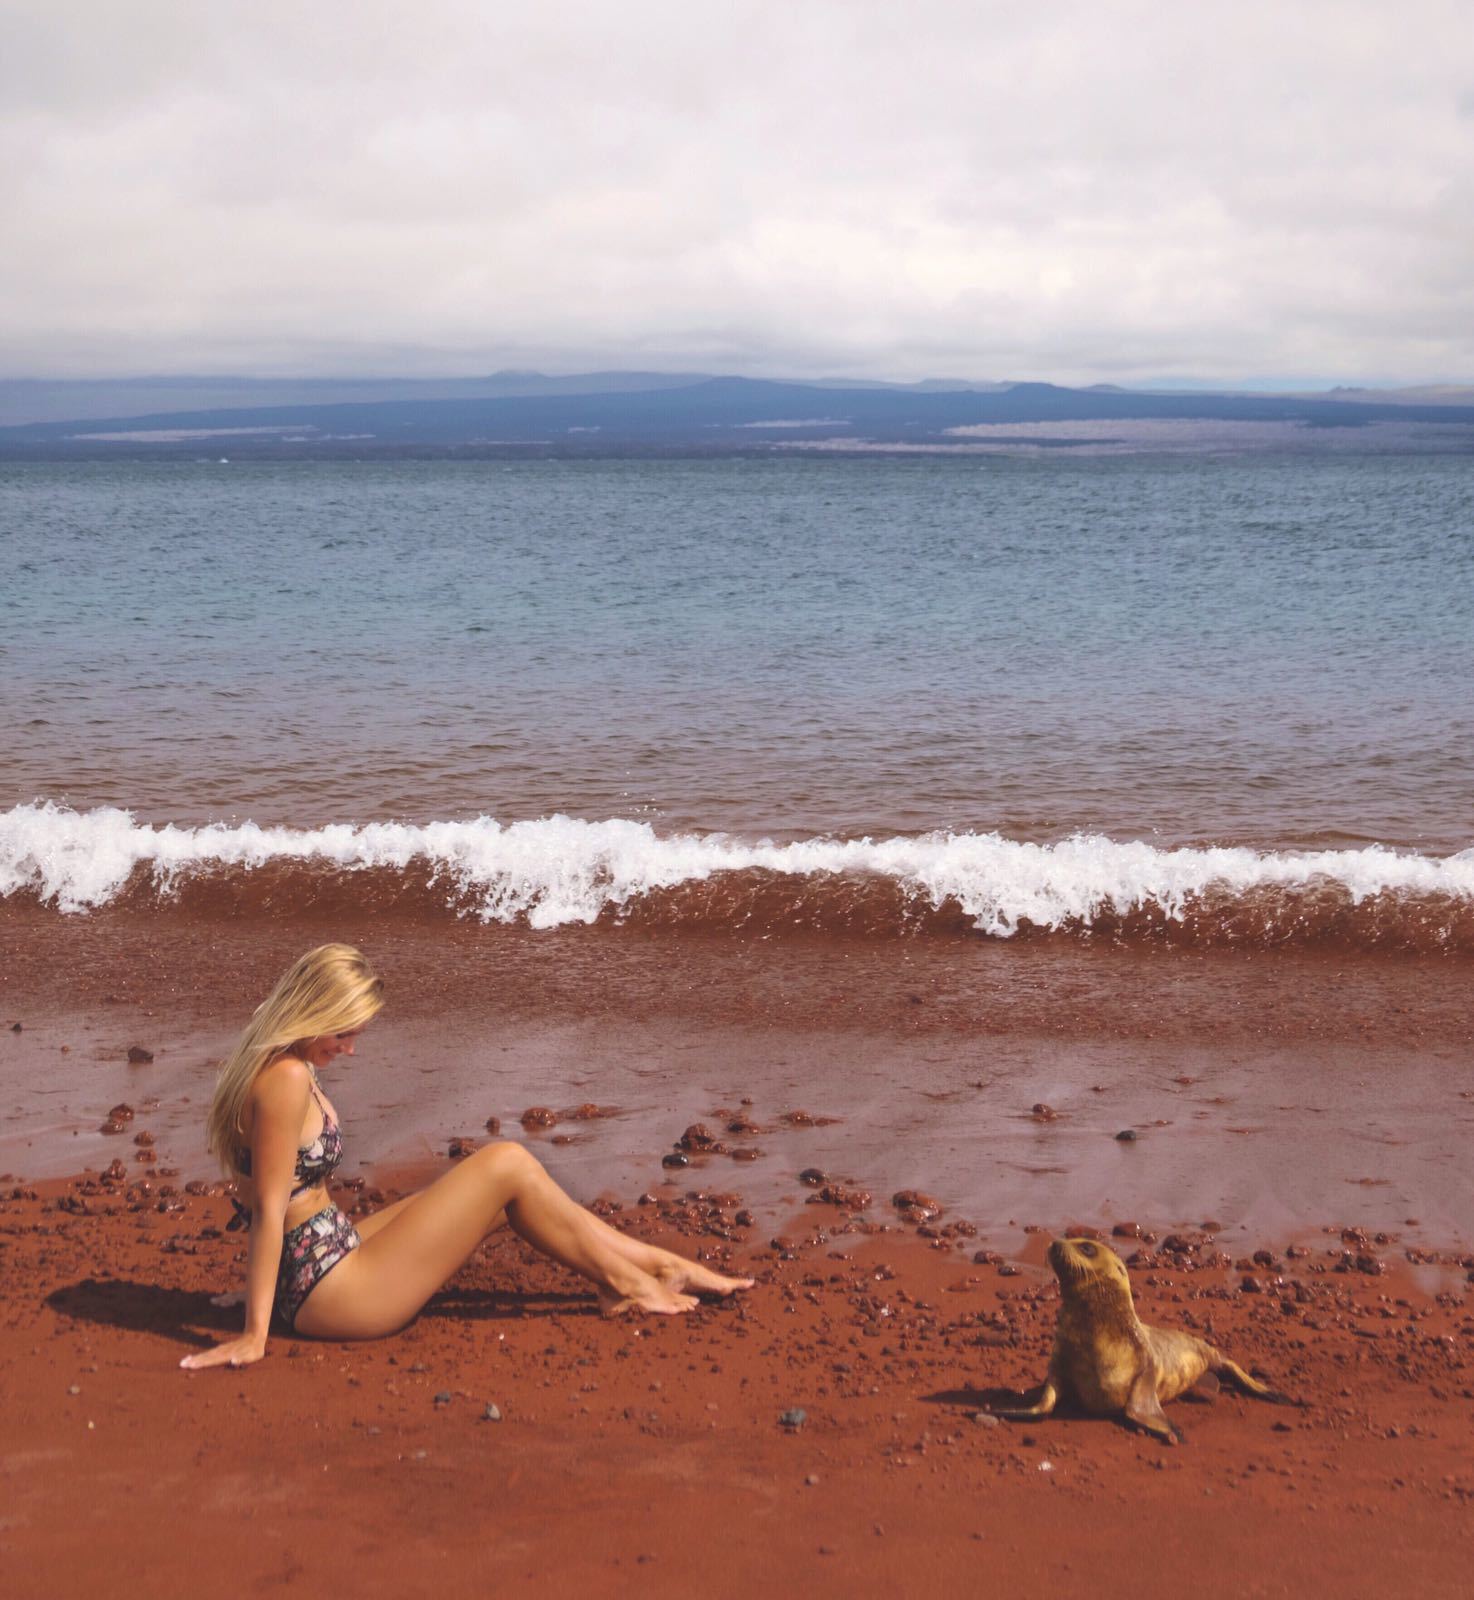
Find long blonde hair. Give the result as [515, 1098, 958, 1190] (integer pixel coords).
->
[207, 943, 384, 1176]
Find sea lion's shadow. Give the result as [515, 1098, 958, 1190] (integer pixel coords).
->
[922, 1385, 1121, 1428]
[924, 1384, 1042, 1412]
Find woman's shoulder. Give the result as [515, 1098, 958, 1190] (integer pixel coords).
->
[250, 1053, 313, 1110]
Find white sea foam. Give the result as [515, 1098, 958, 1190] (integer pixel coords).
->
[3, 802, 1472, 935]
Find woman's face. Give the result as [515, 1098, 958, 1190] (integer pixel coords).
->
[301, 1028, 366, 1068]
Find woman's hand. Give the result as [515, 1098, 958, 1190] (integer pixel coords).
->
[179, 1333, 267, 1371]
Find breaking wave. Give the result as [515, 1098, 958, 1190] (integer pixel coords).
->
[3, 803, 1472, 952]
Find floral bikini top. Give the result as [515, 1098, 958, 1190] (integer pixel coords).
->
[228, 1075, 343, 1232]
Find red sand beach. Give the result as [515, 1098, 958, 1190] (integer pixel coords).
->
[3, 906, 1473, 1596]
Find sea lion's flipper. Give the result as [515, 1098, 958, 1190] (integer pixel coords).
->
[992, 1379, 1058, 1420]
[1213, 1357, 1289, 1403]
[1124, 1367, 1181, 1445]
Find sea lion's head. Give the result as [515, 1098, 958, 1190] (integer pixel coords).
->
[1048, 1236, 1134, 1305]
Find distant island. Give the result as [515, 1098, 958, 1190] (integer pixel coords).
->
[3, 372, 1473, 458]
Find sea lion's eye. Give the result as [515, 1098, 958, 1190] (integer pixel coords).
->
[1079, 1243, 1096, 1256]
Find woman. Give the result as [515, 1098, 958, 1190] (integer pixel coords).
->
[181, 944, 751, 1370]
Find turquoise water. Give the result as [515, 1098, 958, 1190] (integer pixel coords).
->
[4, 453, 1472, 851]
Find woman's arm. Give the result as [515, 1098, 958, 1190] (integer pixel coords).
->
[180, 1060, 311, 1370]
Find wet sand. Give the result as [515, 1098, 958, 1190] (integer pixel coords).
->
[2, 909, 1473, 1594]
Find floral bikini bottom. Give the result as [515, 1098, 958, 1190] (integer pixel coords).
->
[277, 1205, 360, 1329]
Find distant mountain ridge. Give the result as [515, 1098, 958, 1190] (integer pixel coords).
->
[0, 369, 1017, 428]
[2, 373, 1473, 458]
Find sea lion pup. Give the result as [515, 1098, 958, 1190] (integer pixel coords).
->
[991, 1236, 1284, 1444]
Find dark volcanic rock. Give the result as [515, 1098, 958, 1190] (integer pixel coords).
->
[126, 1046, 154, 1064]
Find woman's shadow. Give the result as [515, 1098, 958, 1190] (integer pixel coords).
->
[47, 1279, 239, 1349]
[47, 1278, 600, 1348]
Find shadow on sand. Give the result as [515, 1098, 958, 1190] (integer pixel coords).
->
[46, 1277, 602, 1348]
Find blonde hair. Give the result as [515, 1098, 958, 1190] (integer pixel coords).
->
[206, 943, 384, 1176]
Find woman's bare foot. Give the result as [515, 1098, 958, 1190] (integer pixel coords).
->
[598, 1222, 755, 1299]
[649, 1253, 755, 1298]
[597, 1274, 701, 1317]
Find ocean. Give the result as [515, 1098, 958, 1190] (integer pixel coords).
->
[3, 452, 1472, 949]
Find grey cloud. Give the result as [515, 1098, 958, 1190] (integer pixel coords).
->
[2, 0, 1471, 383]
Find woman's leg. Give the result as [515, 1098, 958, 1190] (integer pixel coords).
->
[293, 1143, 746, 1338]
[579, 1206, 756, 1296]
[350, 1168, 751, 1294]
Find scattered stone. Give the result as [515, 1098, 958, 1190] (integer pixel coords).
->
[9, 1022, 20, 1033]
[892, 1190, 943, 1223]
[662, 1152, 690, 1169]
[804, 1473, 820, 1486]
[448, 1138, 475, 1158]
[434, 1391, 452, 1406]
[1114, 1128, 1138, 1142]
[520, 1107, 557, 1130]
[814, 1183, 872, 1210]
[798, 1167, 828, 1186]
[126, 1046, 154, 1064]
[483, 1116, 501, 1136]
[677, 1123, 721, 1153]
[133, 1131, 155, 1147]
[730, 1147, 761, 1162]
[971, 1410, 1000, 1427]
[482, 1403, 502, 1422]
[778, 1408, 807, 1430]
[1201, 1219, 1225, 1233]
[99, 1119, 128, 1136]
[1112, 1221, 1143, 1239]
[108, 1103, 135, 1122]
[67, 1384, 81, 1395]
[1031, 1103, 1057, 1121]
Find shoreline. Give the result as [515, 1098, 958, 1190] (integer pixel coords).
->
[4, 910, 1473, 1244]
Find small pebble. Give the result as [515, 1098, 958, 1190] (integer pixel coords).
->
[1114, 1129, 1138, 1142]
[804, 1473, 820, 1486]
[434, 1391, 452, 1405]
[67, 1384, 81, 1396]
[482, 1403, 502, 1422]
[779, 1408, 807, 1430]
[126, 1046, 154, 1064]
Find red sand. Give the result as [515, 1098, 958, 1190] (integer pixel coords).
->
[3, 908, 1474, 1595]
[4, 1182, 1473, 1597]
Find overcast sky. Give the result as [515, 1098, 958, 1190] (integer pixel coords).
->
[4, 1, 1472, 385]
